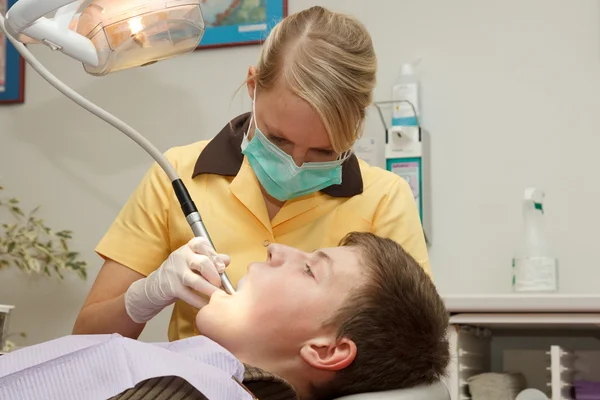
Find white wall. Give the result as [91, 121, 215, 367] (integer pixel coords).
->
[1, 0, 600, 346]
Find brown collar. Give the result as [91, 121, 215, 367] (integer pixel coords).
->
[241, 364, 299, 400]
[192, 113, 363, 197]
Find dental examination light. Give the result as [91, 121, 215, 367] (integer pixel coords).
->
[0, 0, 236, 295]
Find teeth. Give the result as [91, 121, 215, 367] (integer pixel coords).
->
[237, 275, 247, 290]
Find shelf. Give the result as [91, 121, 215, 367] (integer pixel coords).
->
[443, 293, 600, 313]
[444, 295, 600, 400]
[0, 305, 14, 314]
[449, 313, 600, 330]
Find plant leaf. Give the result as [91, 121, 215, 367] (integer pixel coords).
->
[10, 207, 24, 217]
[0, 188, 89, 281]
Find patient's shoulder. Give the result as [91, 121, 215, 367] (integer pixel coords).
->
[109, 375, 209, 400]
[242, 364, 299, 400]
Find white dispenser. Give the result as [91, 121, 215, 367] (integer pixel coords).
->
[385, 125, 431, 244]
[512, 187, 558, 292]
[385, 58, 429, 244]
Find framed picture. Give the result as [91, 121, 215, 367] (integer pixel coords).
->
[0, 0, 25, 104]
[197, 0, 288, 50]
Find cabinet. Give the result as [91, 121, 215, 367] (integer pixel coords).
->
[443, 294, 600, 400]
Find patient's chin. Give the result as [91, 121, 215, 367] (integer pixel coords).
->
[195, 307, 216, 339]
[195, 306, 241, 353]
[196, 291, 233, 335]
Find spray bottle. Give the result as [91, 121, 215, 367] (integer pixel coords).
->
[512, 187, 558, 292]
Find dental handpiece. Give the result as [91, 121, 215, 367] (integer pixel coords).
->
[173, 180, 236, 295]
[187, 214, 236, 295]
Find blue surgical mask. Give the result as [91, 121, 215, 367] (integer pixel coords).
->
[241, 91, 346, 202]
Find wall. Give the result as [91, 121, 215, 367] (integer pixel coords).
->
[1, 0, 599, 346]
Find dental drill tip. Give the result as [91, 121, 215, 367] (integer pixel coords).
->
[220, 272, 235, 295]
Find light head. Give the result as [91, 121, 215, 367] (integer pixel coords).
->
[5, 0, 205, 76]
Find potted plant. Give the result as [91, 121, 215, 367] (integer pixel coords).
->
[0, 185, 88, 352]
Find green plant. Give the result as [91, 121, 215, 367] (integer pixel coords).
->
[0, 185, 87, 280]
[0, 185, 88, 353]
[2, 332, 26, 353]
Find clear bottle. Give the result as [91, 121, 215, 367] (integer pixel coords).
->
[391, 59, 421, 128]
[512, 188, 559, 292]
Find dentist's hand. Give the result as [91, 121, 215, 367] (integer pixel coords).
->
[124, 237, 230, 324]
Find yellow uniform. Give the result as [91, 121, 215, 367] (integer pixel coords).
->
[96, 113, 430, 341]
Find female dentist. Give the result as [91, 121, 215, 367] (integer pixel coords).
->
[72, 6, 430, 341]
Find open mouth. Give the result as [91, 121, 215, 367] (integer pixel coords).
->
[236, 275, 248, 291]
[207, 290, 230, 305]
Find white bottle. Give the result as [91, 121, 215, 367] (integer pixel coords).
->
[391, 60, 420, 127]
[512, 187, 559, 292]
[515, 388, 547, 400]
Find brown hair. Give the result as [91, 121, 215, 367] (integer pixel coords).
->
[251, 6, 377, 154]
[311, 232, 450, 399]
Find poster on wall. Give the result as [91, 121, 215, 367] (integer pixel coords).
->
[0, 0, 7, 94]
[0, 0, 25, 104]
[197, 0, 287, 49]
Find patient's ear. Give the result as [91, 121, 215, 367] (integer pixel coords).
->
[300, 336, 357, 372]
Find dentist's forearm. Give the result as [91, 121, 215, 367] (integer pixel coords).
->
[72, 259, 147, 338]
[72, 293, 145, 339]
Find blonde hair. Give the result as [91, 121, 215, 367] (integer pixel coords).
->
[252, 6, 377, 154]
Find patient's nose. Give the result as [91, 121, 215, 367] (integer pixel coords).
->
[266, 244, 284, 267]
[266, 244, 305, 267]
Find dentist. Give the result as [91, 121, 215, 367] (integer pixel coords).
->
[72, 6, 430, 341]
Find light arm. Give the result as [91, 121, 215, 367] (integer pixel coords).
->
[54, 1, 82, 29]
[5, 0, 98, 66]
[5, 0, 78, 33]
[0, 5, 235, 294]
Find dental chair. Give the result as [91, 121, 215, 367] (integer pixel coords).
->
[335, 380, 451, 400]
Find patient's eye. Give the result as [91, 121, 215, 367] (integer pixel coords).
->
[304, 263, 315, 278]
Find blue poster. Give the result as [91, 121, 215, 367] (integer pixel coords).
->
[198, 0, 287, 48]
[0, 0, 25, 103]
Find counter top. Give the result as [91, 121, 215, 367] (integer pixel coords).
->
[443, 293, 600, 313]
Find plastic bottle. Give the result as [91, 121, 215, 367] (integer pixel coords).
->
[391, 59, 420, 127]
[512, 187, 559, 292]
[515, 388, 547, 400]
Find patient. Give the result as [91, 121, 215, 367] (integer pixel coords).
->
[0, 232, 450, 400]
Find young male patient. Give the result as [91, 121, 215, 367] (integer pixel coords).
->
[0, 232, 450, 400]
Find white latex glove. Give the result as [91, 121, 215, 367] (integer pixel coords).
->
[124, 237, 230, 324]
